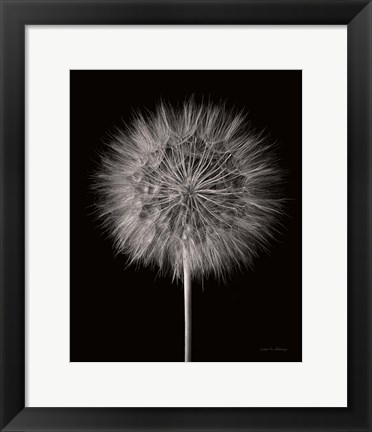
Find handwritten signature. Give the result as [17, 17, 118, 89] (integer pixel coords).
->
[259, 346, 288, 352]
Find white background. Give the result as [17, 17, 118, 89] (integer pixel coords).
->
[26, 26, 347, 407]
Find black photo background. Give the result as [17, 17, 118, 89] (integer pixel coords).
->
[70, 70, 302, 362]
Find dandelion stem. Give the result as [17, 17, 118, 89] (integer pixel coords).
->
[183, 240, 192, 362]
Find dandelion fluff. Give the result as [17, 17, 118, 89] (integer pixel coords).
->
[95, 99, 284, 282]
[95, 99, 285, 361]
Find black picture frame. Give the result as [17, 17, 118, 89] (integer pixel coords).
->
[0, 0, 371, 431]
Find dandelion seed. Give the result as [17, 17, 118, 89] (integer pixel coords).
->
[94, 99, 284, 361]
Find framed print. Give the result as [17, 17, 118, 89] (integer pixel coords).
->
[70, 69, 302, 364]
[0, 0, 371, 431]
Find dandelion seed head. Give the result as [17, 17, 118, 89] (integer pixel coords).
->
[94, 99, 284, 280]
